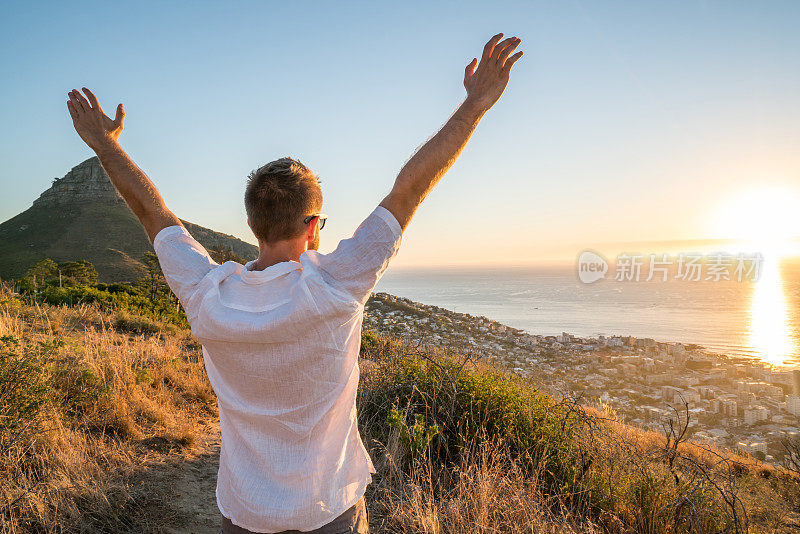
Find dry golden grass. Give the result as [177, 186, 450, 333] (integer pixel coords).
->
[364, 430, 602, 533]
[2, 288, 799, 533]
[0, 289, 216, 533]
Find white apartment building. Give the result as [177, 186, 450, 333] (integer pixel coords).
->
[736, 440, 767, 456]
[743, 406, 769, 425]
[786, 395, 800, 417]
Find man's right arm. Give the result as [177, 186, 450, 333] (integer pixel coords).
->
[379, 33, 523, 230]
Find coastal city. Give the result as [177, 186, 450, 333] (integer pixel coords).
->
[364, 292, 800, 465]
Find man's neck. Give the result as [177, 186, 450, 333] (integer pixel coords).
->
[252, 240, 307, 271]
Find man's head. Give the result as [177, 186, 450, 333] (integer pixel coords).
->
[245, 157, 323, 252]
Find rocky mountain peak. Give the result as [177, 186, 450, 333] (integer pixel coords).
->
[32, 157, 123, 208]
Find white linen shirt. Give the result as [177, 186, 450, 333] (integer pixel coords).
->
[153, 206, 402, 533]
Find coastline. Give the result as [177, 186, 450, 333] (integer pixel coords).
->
[374, 264, 800, 364]
[364, 292, 800, 463]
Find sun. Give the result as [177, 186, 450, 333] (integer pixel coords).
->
[709, 185, 800, 256]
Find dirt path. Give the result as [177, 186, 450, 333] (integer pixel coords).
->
[161, 423, 222, 534]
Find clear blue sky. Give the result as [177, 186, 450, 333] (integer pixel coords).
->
[2, 1, 799, 265]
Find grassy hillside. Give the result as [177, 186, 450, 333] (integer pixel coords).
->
[0, 202, 258, 283]
[0, 285, 798, 533]
[0, 203, 151, 282]
[0, 158, 258, 283]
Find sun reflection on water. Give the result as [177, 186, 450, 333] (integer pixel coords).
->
[748, 252, 795, 366]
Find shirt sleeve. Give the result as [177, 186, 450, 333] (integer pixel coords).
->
[152, 225, 218, 311]
[308, 205, 403, 304]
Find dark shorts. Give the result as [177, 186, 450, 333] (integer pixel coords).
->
[220, 496, 369, 534]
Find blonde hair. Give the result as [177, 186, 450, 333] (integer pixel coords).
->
[244, 157, 323, 243]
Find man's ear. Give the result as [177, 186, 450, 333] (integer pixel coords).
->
[305, 219, 317, 241]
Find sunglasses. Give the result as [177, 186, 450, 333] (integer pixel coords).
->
[303, 213, 328, 230]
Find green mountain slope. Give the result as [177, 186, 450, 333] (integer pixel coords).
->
[0, 157, 258, 282]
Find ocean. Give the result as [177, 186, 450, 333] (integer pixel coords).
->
[374, 258, 800, 368]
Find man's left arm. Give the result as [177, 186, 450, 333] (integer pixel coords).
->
[67, 88, 181, 242]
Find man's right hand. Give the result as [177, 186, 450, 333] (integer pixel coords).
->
[463, 33, 523, 113]
[67, 87, 125, 153]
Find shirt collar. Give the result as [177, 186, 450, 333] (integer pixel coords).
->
[241, 259, 302, 283]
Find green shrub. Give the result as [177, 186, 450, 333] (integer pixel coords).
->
[360, 337, 583, 495]
[52, 365, 109, 418]
[387, 405, 440, 465]
[0, 336, 53, 436]
[360, 330, 382, 353]
[34, 285, 188, 329]
[113, 312, 162, 335]
[0, 336, 111, 450]
[135, 367, 153, 385]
